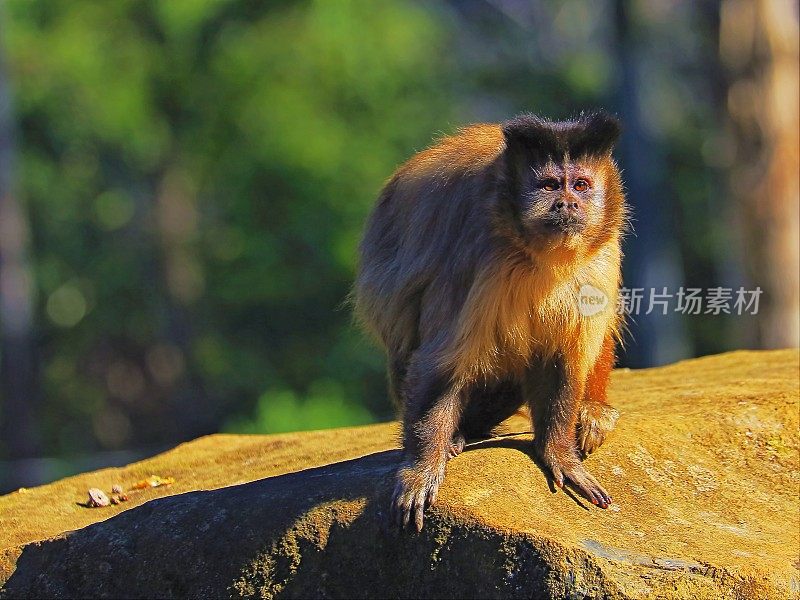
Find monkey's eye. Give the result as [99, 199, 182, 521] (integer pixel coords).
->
[541, 178, 560, 191]
[573, 179, 590, 192]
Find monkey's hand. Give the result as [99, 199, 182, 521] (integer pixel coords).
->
[537, 445, 613, 509]
[577, 401, 619, 456]
[448, 432, 466, 460]
[391, 461, 445, 532]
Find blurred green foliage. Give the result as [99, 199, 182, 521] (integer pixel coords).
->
[225, 380, 373, 435]
[3, 0, 461, 453]
[1, 0, 738, 470]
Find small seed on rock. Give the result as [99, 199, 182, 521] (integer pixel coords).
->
[111, 484, 123, 494]
[87, 488, 110, 507]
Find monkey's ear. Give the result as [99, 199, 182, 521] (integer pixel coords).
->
[501, 114, 566, 161]
[502, 111, 621, 164]
[568, 111, 621, 157]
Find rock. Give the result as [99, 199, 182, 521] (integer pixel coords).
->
[86, 488, 110, 508]
[1, 349, 798, 599]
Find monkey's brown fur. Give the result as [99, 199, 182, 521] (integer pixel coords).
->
[354, 112, 626, 530]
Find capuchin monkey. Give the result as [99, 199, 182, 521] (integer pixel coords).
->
[354, 112, 626, 531]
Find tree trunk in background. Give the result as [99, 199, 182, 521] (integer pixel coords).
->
[613, 0, 690, 367]
[154, 166, 214, 441]
[720, 0, 800, 348]
[0, 18, 41, 489]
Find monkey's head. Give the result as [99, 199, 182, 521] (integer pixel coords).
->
[501, 112, 625, 255]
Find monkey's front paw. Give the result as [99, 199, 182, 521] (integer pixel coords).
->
[447, 432, 466, 460]
[577, 401, 619, 456]
[390, 464, 443, 532]
[540, 450, 613, 508]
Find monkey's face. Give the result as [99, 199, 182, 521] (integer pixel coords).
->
[519, 158, 614, 250]
[501, 112, 626, 254]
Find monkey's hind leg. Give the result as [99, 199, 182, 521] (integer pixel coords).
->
[459, 379, 525, 440]
[386, 352, 408, 409]
[445, 381, 523, 462]
[578, 334, 620, 456]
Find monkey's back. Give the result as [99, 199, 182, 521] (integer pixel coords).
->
[354, 124, 506, 359]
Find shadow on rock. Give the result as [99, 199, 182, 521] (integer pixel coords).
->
[2, 448, 586, 599]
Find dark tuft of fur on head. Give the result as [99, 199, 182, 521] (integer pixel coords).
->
[502, 111, 621, 160]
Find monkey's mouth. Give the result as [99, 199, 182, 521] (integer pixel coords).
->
[542, 216, 586, 235]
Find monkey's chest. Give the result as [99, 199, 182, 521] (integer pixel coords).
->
[447, 283, 586, 380]
[501, 295, 582, 361]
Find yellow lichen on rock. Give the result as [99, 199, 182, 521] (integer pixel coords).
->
[0, 349, 798, 599]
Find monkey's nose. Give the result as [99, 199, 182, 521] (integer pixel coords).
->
[553, 200, 580, 211]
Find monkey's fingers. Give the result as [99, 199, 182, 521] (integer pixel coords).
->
[427, 480, 439, 506]
[578, 425, 603, 457]
[412, 481, 443, 531]
[390, 485, 403, 527]
[447, 433, 466, 460]
[577, 404, 619, 457]
[391, 479, 434, 531]
[563, 464, 612, 508]
[391, 478, 412, 528]
[413, 489, 426, 532]
[548, 463, 566, 490]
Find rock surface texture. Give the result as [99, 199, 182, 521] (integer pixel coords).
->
[1, 349, 798, 599]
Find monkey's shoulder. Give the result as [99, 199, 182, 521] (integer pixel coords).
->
[395, 123, 506, 183]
